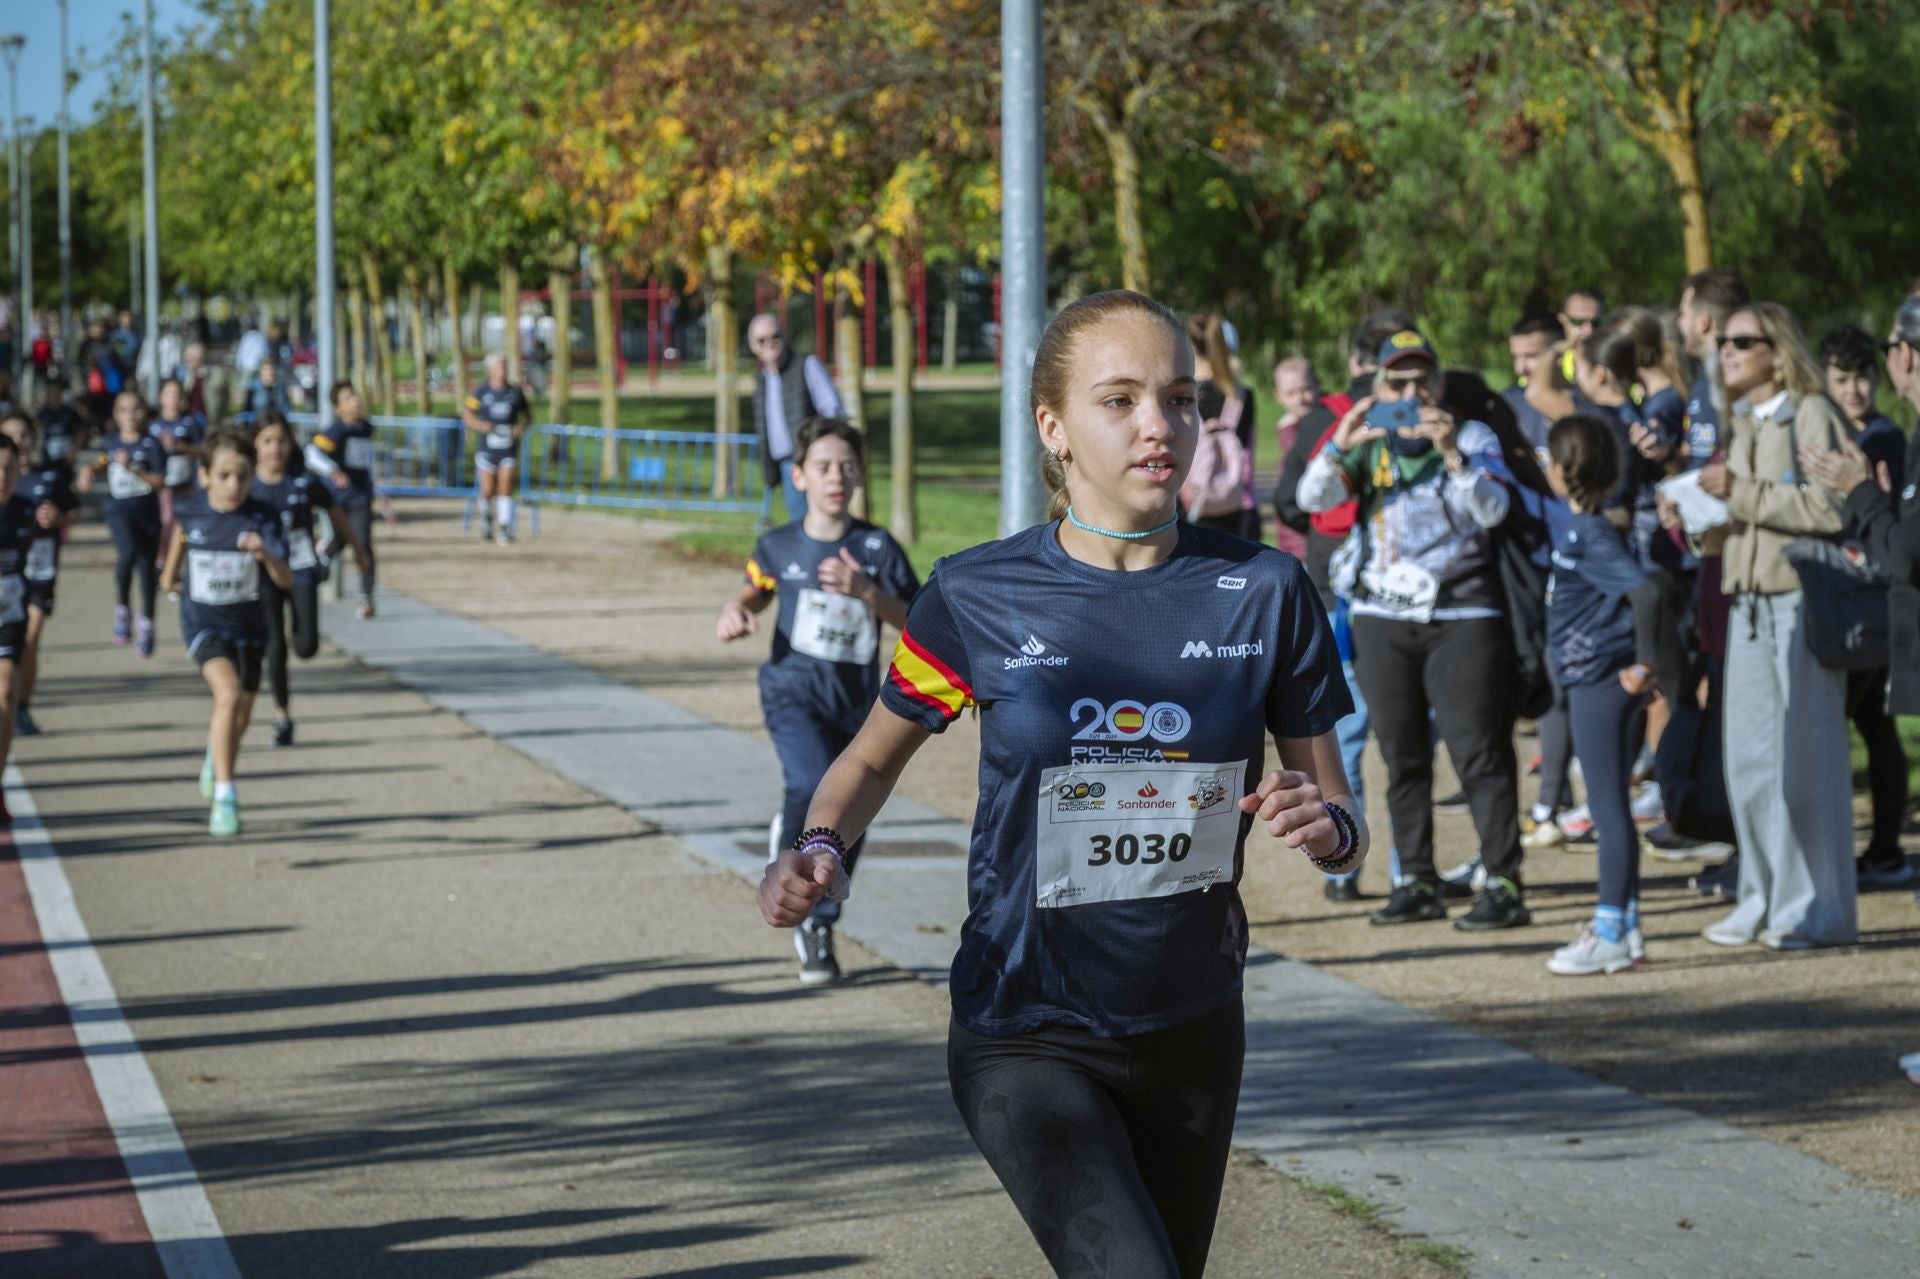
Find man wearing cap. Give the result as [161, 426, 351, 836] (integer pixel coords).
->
[1296, 329, 1532, 932]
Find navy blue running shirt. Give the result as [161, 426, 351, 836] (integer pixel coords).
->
[175, 490, 288, 647]
[746, 520, 920, 722]
[309, 417, 376, 507]
[1546, 512, 1646, 688]
[882, 523, 1351, 1038]
[466, 383, 531, 467]
[96, 434, 167, 524]
[251, 471, 336, 588]
[0, 494, 40, 638]
[21, 464, 78, 590]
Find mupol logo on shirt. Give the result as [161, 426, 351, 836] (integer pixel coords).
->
[1005, 633, 1070, 670]
[1181, 638, 1262, 660]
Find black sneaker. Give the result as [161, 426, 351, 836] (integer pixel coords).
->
[1323, 877, 1362, 903]
[272, 719, 295, 748]
[794, 921, 841, 985]
[15, 705, 39, 737]
[1369, 882, 1447, 925]
[1857, 852, 1917, 891]
[1433, 789, 1470, 815]
[1691, 853, 1739, 899]
[1454, 877, 1532, 931]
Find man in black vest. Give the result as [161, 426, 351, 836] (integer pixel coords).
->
[748, 313, 844, 521]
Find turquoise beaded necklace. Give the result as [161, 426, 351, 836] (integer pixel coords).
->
[1064, 506, 1180, 541]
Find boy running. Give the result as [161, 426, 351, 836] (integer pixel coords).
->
[0, 433, 54, 821]
[0, 412, 78, 735]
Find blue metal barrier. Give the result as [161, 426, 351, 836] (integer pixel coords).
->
[285, 414, 763, 514]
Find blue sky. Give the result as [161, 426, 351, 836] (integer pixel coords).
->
[5, 0, 198, 129]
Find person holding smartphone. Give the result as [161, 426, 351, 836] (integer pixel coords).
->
[1296, 330, 1530, 930]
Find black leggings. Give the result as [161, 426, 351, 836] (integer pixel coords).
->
[1848, 667, 1907, 860]
[105, 512, 159, 616]
[261, 577, 320, 713]
[1568, 677, 1643, 911]
[343, 503, 376, 599]
[949, 999, 1244, 1279]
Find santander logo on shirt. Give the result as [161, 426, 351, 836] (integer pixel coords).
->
[1005, 634, 1070, 670]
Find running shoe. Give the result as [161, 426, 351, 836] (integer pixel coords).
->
[496, 531, 513, 547]
[135, 616, 154, 659]
[1758, 929, 1820, 951]
[1691, 854, 1739, 899]
[1454, 877, 1531, 931]
[1368, 882, 1446, 925]
[165, 590, 182, 605]
[15, 704, 39, 737]
[199, 749, 216, 801]
[1899, 1050, 1920, 1086]
[1629, 746, 1655, 787]
[480, 516, 494, 543]
[1643, 823, 1734, 862]
[1547, 928, 1642, 975]
[1628, 928, 1646, 962]
[1525, 753, 1542, 776]
[1436, 856, 1484, 898]
[112, 605, 131, 646]
[357, 596, 376, 621]
[1557, 804, 1594, 842]
[1702, 914, 1757, 946]
[794, 920, 841, 985]
[1432, 789, 1470, 815]
[1630, 782, 1666, 827]
[209, 797, 240, 838]
[272, 719, 295, 748]
[1522, 819, 1565, 851]
[1857, 854, 1917, 891]
[1323, 877, 1362, 903]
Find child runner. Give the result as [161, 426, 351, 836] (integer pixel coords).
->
[717, 417, 920, 983]
[0, 412, 78, 735]
[75, 390, 167, 657]
[759, 292, 1360, 1274]
[36, 374, 87, 467]
[1543, 414, 1679, 975]
[251, 412, 369, 747]
[303, 380, 378, 618]
[160, 428, 292, 837]
[461, 354, 532, 545]
[0, 432, 52, 819]
[151, 377, 208, 582]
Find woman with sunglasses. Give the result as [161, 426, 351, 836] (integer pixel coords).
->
[1694, 303, 1857, 950]
[1298, 330, 1530, 931]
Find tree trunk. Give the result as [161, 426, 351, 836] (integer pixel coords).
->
[707, 243, 738, 499]
[548, 261, 574, 429]
[941, 261, 959, 371]
[501, 260, 521, 384]
[347, 277, 370, 399]
[405, 263, 430, 415]
[361, 253, 395, 417]
[880, 237, 917, 542]
[1658, 130, 1714, 272]
[468, 280, 483, 367]
[833, 267, 869, 518]
[1085, 105, 1151, 294]
[444, 256, 467, 409]
[591, 249, 620, 479]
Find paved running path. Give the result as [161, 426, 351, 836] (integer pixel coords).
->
[319, 589, 1920, 1279]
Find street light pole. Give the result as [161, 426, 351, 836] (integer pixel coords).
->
[1, 34, 22, 389]
[315, 0, 336, 400]
[140, 0, 160, 398]
[998, 0, 1047, 535]
[18, 119, 30, 397]
[58, 0, 73, 371]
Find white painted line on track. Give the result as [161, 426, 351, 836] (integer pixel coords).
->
[7, 764, 243, 1279]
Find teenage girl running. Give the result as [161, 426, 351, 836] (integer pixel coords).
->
[160, 428, 292, 837]
[0, 432, 54, 822]
[75, 390, 166, 657]
[462, 354, 532, 545]
[759, 291, 1360, 1276]
[304, 380, 378, 618]
[0, 412, 78, 736]
[1543, 414, 1680, 975]
[251, 412, 369, 747]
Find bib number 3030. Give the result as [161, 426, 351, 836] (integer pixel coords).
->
[1034, 759, 1244, 910]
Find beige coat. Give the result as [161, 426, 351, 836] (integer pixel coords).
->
[1709, 391, 1851, 596]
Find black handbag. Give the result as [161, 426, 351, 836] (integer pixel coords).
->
[1783, 407, 1890, 671]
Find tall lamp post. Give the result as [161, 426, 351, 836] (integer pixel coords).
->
[1, 34, 23, 388]
[17, 117, 31, 396]
[140, 0, 160, 398]
[314, 0, 335, 399]
[998, 0, 1046, 535]
[58, 0, 73, 372]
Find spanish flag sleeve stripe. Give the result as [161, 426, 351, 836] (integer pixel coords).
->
[888, 630, 974, 720]
[744, 557, 777, 594]
[313, 433, 339, 454]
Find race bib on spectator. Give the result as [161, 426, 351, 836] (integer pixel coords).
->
[1360, 562, 1438, 622]
[789, 588, 876, 665]
[1034, 760, 1244, 909]
[189, 549, 260, 606]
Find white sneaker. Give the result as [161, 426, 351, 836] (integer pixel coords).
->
[1547, 929, 1642, 975]
[1522, 820, 1566, 851]
[1627, 927, 1645, 962]
[1899, 1050, 1920, 1085]
[1631, 782, 1666, 826]
[1703, 915, 1757, 947]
